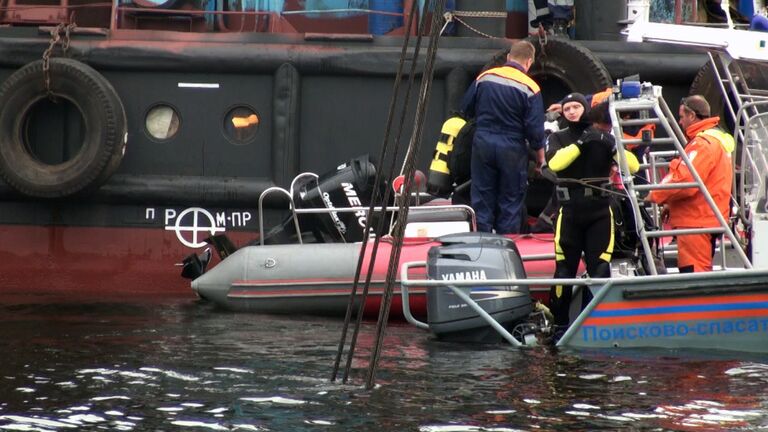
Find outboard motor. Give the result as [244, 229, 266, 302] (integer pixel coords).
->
[262, 155, 390, 244]
[426, 232, 533, 343]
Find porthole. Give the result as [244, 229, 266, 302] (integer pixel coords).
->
[145, 104, 180, 141]
[224, 106, 259, 145]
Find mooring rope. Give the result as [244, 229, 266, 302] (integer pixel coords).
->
[330, 0, 425, 384]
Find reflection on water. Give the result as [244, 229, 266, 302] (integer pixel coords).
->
[0, 298, 767, 431]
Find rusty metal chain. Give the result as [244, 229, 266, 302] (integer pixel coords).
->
[63, 21, 75, 54]
[442, 10, 507, 39]
[41, 22, 76, 98]
[536, 25, 548, 71]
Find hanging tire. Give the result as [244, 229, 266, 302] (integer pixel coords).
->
[689, 62, 730, 129]
[0, 58, 127, 198]
[526, 36, 613, 107]
[690, 59, 768, 130]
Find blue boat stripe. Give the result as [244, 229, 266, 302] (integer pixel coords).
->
[591, 302, 768, 317]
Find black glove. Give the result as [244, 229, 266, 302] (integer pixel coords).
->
[576, 130, 606, 146]
[540, 163, 558, 184]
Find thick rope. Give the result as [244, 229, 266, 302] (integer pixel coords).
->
[365, 0, 447, 390]
[330, 0, 424, 384]
[338, 3, 435, 384]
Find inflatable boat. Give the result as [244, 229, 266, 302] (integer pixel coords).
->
[191, 232, 556, 318]
[181, 153, 567, 317]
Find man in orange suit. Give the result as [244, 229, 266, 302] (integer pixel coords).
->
[646, 95, 734, 272]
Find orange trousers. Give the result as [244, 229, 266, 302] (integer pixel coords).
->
[676, 233, 717, 273]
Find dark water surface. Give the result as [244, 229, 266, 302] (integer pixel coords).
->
[1, 297, 767, 431]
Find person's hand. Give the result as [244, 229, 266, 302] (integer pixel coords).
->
[577, 129, 605, 146]
[660, 205, 670, 224]
[539, 163, 558, 183]
[534, 162, 545, 176]
[547, 103, 563, 113]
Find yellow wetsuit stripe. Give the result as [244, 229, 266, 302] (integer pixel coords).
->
[599, 207, 615, 262]
[621, 149, 640, 174]
[554, 207, 564, 261]
[549, 144, 581, 172]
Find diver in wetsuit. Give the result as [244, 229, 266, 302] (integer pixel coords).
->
[546, 101, 639, 328]
[532, 92, 590, 233]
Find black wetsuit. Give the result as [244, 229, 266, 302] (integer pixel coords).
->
[532, 120, 590, 233]
[550, 127, 617, 327]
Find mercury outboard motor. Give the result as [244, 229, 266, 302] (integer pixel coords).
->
[262, 155, 390, 244]
[426, 232, 533, 343]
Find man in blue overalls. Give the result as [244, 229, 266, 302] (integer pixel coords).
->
[460, 40, 546, 234]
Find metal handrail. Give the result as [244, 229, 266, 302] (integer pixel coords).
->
[736, 102, 768, 213]
[399, 261, 523, 346]
[258, 187, 303, 246]
[257, 185, 478, 244]
[292, 204, 477, 235]
[289, 172, 319, 199]
[400, 262, 768, 288]
[400, 263, 768, 347]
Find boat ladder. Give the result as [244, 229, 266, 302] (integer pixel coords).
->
[706, 51, 768, 214]
[624, 20, 768, 269]
[609, 86, 752, 275]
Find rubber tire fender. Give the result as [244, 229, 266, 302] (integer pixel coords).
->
[0, 58, 127, 198]
[689, 61, 730, 129]
[482, 38, 612, 218]
[526, 36, 613, 107]
[690, 59, 768, 129]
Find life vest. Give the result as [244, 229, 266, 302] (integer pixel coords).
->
[623, 123, 656, 150]
[698, 128, 735, 154]
[427, 116, 470, 198]
[590, 87, 613, 107]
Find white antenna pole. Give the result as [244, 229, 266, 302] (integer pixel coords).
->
[723, 0, 734, 28]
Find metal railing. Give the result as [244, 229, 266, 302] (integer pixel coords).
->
[399, 261, 768, 347]
[256, 175, 477, 246]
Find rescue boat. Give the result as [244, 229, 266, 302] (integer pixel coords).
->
[399, 20, 768, 352]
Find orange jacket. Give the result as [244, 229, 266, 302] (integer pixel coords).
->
[591, 87, 612, 107]
[623, 123, 656, 150]
[648, 117, 732, 228]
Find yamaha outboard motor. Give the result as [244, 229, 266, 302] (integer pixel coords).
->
[426, 232, 533, 343]
[262, 155, 390, 244]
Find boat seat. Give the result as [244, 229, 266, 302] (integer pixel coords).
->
[404, 204, 472, 237]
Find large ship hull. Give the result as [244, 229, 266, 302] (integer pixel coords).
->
[0, 221, 256, 299]
[0, 19, 710, 297]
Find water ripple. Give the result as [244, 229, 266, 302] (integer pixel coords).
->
[1, 301, 767, 431]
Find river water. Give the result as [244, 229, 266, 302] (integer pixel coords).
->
[1, 296, 767, 431]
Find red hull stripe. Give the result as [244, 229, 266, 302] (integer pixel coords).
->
[583, 309, 768, 326]
[229, 287, 426, 298]
[594, 294, 768, 310]
[232, 277, 422, 286]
